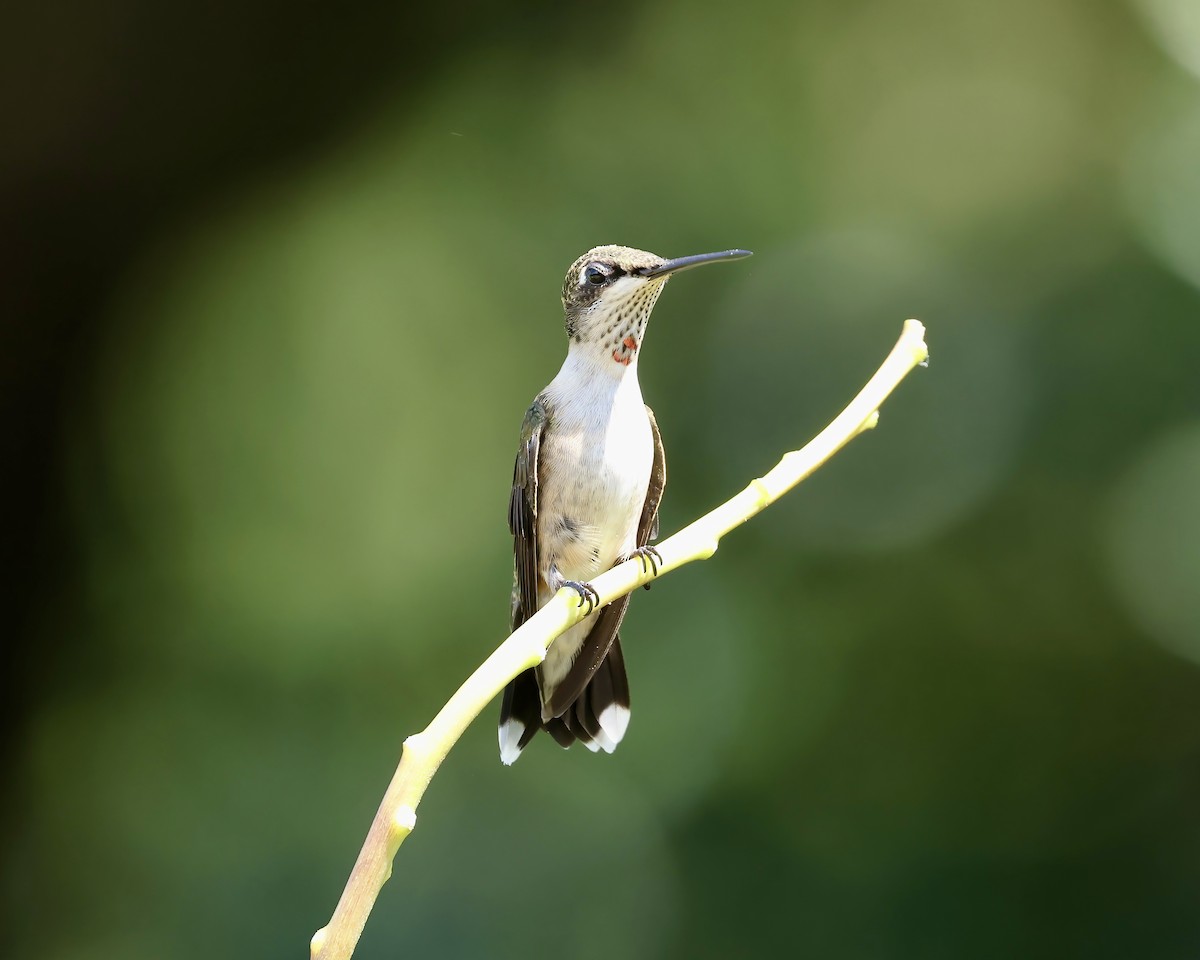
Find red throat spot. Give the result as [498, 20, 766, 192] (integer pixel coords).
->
[612, 335, 638, 366]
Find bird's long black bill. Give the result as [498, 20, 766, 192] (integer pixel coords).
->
[637, 248, 753, 278]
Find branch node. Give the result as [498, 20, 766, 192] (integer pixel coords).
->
[402, 732, 427, 758]
[750, 477, 772, 508]
[310, 927, 328, 957]
[393, 804, 417, 835]
[517, 630, 549, 668]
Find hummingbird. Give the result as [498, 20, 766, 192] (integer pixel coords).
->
[498, 244, 752, 764]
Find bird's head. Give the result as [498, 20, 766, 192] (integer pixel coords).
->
[560, 245, 751, 367]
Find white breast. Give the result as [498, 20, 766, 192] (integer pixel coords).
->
[536, 349, 653, 589]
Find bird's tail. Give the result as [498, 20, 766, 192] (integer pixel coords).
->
[498, 637, 631, 764]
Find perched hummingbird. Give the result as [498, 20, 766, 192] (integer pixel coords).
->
[498, 244, 752, 764]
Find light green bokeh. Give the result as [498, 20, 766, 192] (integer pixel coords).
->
[1106, 421, 1200, 664]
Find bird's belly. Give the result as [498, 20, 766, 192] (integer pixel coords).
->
[535, 421, 651, 694]
[537, 415, 653, 586]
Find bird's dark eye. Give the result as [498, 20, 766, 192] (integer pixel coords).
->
[584, 264, 608, 286]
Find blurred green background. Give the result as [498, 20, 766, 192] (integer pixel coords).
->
[4, 0, 1200, 957]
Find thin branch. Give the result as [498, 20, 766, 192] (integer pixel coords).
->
[310, 319, 930, 960]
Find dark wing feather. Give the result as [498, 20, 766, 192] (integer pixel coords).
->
[546, 405, 667, 719]
[508, 398, 548, 630]
[547, 597, 631, 717]
[543, 715, 577, 748]
[498, 399, 550, 762]
[640, 404, 667, 546]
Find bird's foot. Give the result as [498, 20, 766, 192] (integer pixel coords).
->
[560, 579, 601, 615]
[630, 545, 663, 580]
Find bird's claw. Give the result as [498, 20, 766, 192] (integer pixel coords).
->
[631, 545, 663, 578]
[562, 579, 600, 615]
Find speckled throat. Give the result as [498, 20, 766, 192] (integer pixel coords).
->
[596, 282, 665, 366]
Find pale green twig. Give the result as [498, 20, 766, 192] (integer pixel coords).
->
[310, 319, 929, 960]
